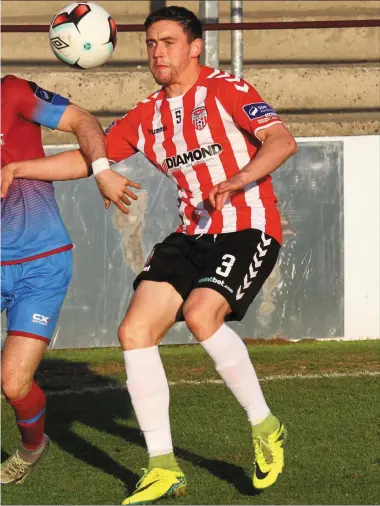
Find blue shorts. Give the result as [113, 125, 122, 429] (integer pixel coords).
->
[1, 250, 72, 343]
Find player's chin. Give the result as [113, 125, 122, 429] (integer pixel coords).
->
[153, 76, 172, 86]
[152, 68, 172, 85]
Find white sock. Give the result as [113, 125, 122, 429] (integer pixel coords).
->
[201, 324, 270, 425]
[123, 346, 173, 456]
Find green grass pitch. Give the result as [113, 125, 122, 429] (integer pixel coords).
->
[2, 340, 380, 505]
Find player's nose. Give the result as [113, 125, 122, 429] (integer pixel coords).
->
[153, 43, 165, 58]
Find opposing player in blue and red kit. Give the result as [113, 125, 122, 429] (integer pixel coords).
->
[0, 75, 140, 484]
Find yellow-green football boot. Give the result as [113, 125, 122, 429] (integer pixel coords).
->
[252, 416, 287, 490]
[122, 467, 187, 505]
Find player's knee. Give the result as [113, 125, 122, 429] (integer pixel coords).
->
[183, 303, 225, 339]
[1, 370, 32, 401]
[118, 322, 135, 349]
[118, 320, 160, 350]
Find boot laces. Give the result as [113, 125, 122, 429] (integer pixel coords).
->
[253, 436, 276, 465]
[2, 452, 30, 479]
[136, 467, 164, 489]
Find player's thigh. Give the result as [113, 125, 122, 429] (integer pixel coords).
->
[120, 232, 198, 348]
[8, 251, 72, 343]
[133, 233, 198, 302]
[119, 280, 184, 349]
[195, 229, 280, 321]
[183, 287, 231, 324]
[1, 334, 47, 399]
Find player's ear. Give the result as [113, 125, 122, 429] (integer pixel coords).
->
[190, 38, 203, 58]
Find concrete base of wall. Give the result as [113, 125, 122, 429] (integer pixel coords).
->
[7, 64, 380, 113]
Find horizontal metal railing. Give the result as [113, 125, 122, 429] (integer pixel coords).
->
[2, 19, 380, 32]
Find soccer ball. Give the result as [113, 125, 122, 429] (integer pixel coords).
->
[49, 2, 117, 69]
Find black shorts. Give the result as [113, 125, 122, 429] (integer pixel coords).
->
[133, 229, 281, 321]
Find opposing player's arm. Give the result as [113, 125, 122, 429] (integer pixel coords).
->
[56, 103, 107, 166]
[209, 75, 297, 210]
[1, 77, 140, 212]
[15, 79, 107, 166]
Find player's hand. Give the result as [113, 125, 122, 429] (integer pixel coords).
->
[209, 174, 248, 211]
[1, 163, 16, 198]
[95, 169, 141, 214]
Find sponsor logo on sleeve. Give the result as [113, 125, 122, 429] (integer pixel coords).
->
[242, 102, 278, 120]
[35, 87, 55, 104]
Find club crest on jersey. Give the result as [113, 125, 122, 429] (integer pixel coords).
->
[192, 106, 208, 130]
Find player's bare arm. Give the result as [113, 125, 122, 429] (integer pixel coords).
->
[1, 149, 141, 213]
[57, 104, 107, 164]
[57, 104, 141, 212]
[1, 97, 141, 214]
[209, 124, 297, 211]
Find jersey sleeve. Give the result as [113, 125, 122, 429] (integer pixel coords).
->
[214, 74, 283, 139]
[5, 76, 70, 130]
[105, 110, 140, 164]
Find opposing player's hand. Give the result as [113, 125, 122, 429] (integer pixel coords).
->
[1, 163, 16, 198]
[209, 174, 247, 211]
[95, 169, 141, 213]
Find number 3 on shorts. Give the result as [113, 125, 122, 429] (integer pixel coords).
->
[216, 254, 236, 278]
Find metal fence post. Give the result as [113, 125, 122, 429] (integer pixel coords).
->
[231, 0, 243, 77]
[199, 0, 219, 68]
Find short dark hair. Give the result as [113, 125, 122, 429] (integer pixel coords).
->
[144, 6, 203, 42]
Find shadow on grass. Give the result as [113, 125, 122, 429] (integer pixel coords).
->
[176, 448, 261, 497]
[35, 358, 141, 492]
[2, 357, 256, 496]
[1, 450, 10, 462]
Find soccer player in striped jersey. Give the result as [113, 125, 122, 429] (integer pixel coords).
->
[2, 6, 298, 502]
[0, 75, 139, 485]
[114, 8, 296, 502]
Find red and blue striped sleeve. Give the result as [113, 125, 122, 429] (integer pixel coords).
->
[6, 75, 70, 130]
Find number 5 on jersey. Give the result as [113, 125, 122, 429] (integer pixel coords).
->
[216, 254, 236, 277]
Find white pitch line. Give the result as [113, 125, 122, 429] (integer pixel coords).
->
[171, 370, 380, 383]
[6, 369, 376, 398]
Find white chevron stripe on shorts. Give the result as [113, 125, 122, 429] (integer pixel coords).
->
[236, 232, 272, 300]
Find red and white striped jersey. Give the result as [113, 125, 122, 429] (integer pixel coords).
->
[107, 66, 283, 244]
